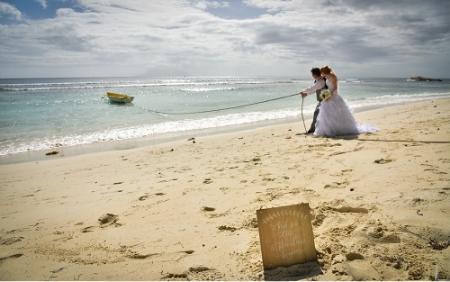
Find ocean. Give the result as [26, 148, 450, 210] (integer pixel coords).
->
[1, 76, 449, 164]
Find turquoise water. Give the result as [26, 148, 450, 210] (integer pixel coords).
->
[1, 76, 449, 161]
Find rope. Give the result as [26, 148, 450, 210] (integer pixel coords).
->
[143, 92, 301, 115]
[301, 96, 307, 133]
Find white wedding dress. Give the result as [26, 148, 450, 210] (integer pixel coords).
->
[314, 80, 379, 137]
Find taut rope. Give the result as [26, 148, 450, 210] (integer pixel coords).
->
[143, 93, 301, 115]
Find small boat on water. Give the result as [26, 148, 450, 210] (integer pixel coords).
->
[106, 92, 134, 103]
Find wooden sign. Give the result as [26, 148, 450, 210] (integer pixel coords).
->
[257, 203, 316, 270]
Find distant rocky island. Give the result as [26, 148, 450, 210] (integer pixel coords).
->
[407, 76, 442, 82]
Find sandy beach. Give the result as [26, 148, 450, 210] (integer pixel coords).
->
[1, 99, 449, 280]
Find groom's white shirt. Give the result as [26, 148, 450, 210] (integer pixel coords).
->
[301, 77, 325, 96]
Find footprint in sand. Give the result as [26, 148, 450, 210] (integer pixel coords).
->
[138, 195, 148, 201]
[218, 225, 237, 232]
[161, 266, 223, 281]
[98, 213, 119, 227]
[161, 273, 188, 279]
[128, 250, 195, 261]
[81, 226, 96, 233]
[429, 238, 450, 250]
[346, 253, 365, 261]
[201, 206, 229, 218]
[126, 252, 161, 259]
[262, 177, 275, 182]
[189, 266, 212, 272]
[324, 180, 350, 189]
[0, 253, 23, 262]
[202, 206, 216, 212]
[366, 227, 401, 243]
[330, 169, 353, 177]
[333, 206, 369, 213]
[424, 168, 448, 174]
[0, 237, 24, 245]
[374, 158, 393, 164]
[50, 267, 65, 273]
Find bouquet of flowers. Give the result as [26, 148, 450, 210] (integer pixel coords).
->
[320, 89, 332, 101]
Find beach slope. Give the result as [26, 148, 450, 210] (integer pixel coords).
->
[1, 100, 449, 280]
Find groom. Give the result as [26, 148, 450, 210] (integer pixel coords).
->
[299, 68, 327, 134]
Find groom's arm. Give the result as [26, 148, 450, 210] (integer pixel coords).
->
[300, 79, 326, 96]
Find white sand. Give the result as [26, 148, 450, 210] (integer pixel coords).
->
[1, 99, 449, 280]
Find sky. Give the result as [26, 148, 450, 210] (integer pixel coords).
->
[0, 0, 449, 78]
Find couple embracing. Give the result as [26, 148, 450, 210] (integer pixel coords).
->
[300, 66, 379, 137]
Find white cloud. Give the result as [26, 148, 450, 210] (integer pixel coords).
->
[0, 2, 22, 20]
[36, 0, 47, 9]
[243, 0, 308, 12]
[0, 0, 449, 78]
[191, 0, 230, 10]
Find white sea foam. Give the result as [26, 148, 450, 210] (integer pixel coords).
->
[1, 76, 448, 157]
[0, 77, 295, 92]
[349, 92, 449, 109]
[0, 106, 312, 156]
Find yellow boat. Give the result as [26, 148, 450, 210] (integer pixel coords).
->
[106, 92, 134, 103]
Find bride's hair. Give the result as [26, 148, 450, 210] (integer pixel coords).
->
[320, 66, 335, 75]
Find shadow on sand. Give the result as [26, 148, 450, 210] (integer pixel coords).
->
[296, 133, 450, 144]
[263, 261, 323, 281]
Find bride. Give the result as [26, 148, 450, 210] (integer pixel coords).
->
[314, 66, 379, 137]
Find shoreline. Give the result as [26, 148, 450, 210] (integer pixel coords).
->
[0, 99, 443, 165]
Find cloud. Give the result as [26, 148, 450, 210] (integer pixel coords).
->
[36, 0, 47, 9]
[0, 2, 22, 20]
[192, 0, 230, 10]
[249, 0, 449, 64]
[37, 33, 93, 52]
[0, 0, 449, 78]
[243, 0, 297, 12]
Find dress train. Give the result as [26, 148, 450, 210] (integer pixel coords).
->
[313, 90, 379, 137]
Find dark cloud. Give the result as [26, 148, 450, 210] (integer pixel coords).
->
[366, 15, 449, 47]
[251, 24, 324, 63]
[333, 42, 391, 63]
[251, 20, 391, 64]
[246, 0, 449, 68]
[335, 0, 450, 45]
[326, 0, 447, 12]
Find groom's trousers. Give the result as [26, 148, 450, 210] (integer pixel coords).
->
[308, 102, 321, 134]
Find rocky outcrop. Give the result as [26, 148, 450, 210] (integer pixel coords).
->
[408, 76, 442, 81]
